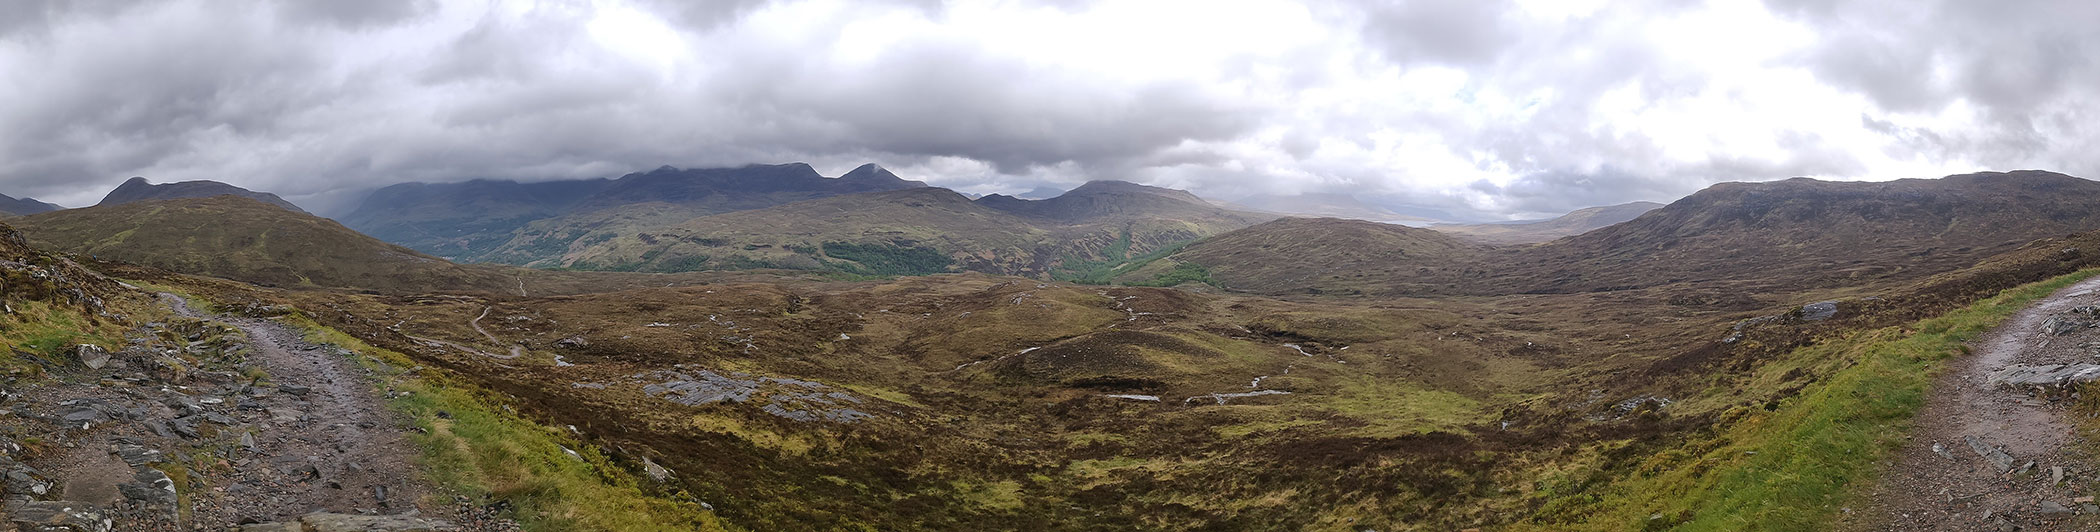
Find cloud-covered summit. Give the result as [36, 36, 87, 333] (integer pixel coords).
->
[1, 0, 2093, 220]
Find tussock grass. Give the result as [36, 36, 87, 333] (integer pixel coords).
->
[0, 299, 131, 374]
[1521, 268, 2100, 531]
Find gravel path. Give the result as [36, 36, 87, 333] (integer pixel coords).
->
[1850, 276, 2100, 531]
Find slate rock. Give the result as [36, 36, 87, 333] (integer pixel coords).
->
[5, 467, 53, 497]
[3, 500, 111, 532]
[1966, 435, 2017, 474]
[2043, 314, 2090, 336]
[112, 444, 162, 466]
[1988, 364, 2100, 389]
[59, 408, 105, 424]
[117, 468, 177, 518]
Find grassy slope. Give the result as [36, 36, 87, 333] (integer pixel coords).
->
[1520, 268, 2100, 531]
[15, 196, 520, 294]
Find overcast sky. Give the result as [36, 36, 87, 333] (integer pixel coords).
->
[2, 0, 2094, 219]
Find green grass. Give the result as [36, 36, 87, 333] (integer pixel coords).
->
[1520, 268, 2100, 531]
[1326, 375, 1484, 437]
[0, 299, 128, 373]
[283, 314, 734, 532]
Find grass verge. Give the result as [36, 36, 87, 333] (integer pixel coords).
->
[1521, 268, 2100, 531]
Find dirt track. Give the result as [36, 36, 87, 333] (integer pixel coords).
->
[1852, 276, 2100, 531]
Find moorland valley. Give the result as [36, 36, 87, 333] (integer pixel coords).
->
[5, 166, 2100, 531]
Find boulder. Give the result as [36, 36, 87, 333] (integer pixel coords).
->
[1799, 301, 1839, 322]
[641, 456, 674, 482]
[73, 345, 109, 370]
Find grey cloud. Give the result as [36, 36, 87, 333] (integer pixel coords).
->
[1770, 0, 2100, 165]
[275, 0, 435, 28]
[1355, 0, 1517, 66]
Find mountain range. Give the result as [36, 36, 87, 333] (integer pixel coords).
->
[485, 179, 1271, 276]
[339, 163, 925, 261]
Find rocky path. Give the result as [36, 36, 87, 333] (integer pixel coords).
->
[165, 293, 433, 525]
[3, 293, 480, 531]
[1852, 276, 2100, 531]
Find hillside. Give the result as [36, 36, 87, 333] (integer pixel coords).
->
[0, 192, 61, 216]
[337, 178, 616, 260]
[13, 196, 519, 294]
[98, 176, 308, 213]
[1156, 217, 1486, 294]
[1165, 171, 2100, 297]
[1499, 170, 2100, 294]
[1433, 201, 1663, 245]
[517, 180, 1270, 277]
[976, 180, 1246, 223]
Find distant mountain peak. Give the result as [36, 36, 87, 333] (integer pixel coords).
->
[974, 179, 1256, 224]
[839, 163, 917, 186]
[98, 177, 308, 214]
[0, 192, 61, 216]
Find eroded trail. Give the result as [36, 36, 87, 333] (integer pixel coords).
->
[1853, 276, 2100, 531]
[3, 292, 476, 531]
[160, 293, 433, 524]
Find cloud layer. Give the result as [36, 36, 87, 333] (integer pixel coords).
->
[1, 0, 2094, 219]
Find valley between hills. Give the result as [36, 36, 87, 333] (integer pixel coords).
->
[6, 167, 2100, 531]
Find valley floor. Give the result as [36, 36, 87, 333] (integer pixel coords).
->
[1850, 276, 2100, 531]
